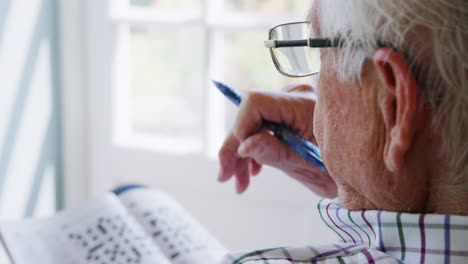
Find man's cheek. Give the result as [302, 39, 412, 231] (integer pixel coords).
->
[313, 104, 324, 148]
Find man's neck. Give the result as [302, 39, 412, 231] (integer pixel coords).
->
[424, 146, 468, 215]
[426, 180, 468, 215]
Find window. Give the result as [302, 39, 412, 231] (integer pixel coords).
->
[110, 0, 311, 155]
[80, 0, 335, 250]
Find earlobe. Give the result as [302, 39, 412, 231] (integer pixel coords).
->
[373, 48, 421, 173]
[385, 131, 405, 172]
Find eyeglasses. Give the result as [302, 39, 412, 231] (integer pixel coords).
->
[264, 21, 344, 78]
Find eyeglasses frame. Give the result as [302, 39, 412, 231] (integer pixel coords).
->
[265, 21, 392, 78]
[265, 21, 345, 78]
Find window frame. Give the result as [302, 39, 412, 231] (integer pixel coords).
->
[109, 0, 307, 157]
[76, 0, 320, 199]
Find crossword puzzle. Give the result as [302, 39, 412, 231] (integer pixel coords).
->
[126, 201, 210, 262]
[53, 192, 223, 264]
[66, 213, 157, 264]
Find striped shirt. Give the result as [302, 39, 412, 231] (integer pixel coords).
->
[221, 199, 468, 264]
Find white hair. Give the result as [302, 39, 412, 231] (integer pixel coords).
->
[315, 0, 468, 188]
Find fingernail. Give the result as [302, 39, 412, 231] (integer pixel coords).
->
[238, 142, 250, 157]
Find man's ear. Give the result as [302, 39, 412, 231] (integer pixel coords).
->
[373, 48, 421, 173]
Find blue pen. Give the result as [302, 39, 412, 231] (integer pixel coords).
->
[213, 80, 327, 171]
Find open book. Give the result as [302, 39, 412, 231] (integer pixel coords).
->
[0, 186, 227, 264]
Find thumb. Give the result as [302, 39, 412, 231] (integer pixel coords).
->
[238, 132, 298, 170]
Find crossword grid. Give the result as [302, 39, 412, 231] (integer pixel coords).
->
[126, 201, 209, 262]
[66, 213, 157, 264]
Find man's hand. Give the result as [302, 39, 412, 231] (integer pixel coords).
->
[217, 84, 338, 198]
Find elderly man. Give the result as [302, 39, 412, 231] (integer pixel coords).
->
[217, 0, 467, 263]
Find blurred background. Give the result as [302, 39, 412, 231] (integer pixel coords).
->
[0, 0, 335, 251]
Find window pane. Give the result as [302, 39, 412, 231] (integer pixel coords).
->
[224, 30, 310, 93]
[130, 0, 201, 12]
[129, 26, 204, 147]
[224, 0, 311, 17]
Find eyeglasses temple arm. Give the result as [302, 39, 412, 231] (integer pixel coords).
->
[264, 38, 344, 48]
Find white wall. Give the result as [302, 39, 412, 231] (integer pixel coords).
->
[0, 0, 61, 218]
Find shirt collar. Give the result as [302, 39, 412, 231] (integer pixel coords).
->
[317, 199, 468, 263]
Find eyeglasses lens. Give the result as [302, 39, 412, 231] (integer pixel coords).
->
[270, 23, 320, 77]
